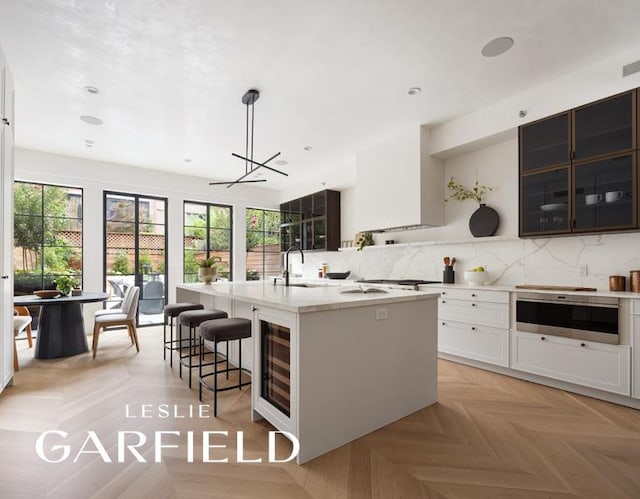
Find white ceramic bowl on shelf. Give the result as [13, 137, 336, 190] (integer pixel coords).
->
[463, 271, 489, 285]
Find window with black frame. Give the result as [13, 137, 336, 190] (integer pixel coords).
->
[183, 202, 232, 283]
[246, 208, 281, 281]
[13, 181, 83, 296]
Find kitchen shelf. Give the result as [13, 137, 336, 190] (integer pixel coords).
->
[338, 235, 519, 251]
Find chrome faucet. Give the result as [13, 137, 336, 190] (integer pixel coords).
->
[284, 246, 304, 286]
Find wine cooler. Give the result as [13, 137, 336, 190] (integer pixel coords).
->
[260, 319, 291, 416]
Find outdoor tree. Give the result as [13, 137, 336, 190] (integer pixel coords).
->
[14, 183, 72, 272]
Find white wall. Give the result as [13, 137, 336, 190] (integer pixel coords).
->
[430, 44, 640, 157]
[14, 148, 280, 307]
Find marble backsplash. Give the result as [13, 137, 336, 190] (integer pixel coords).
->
[290, 232, 640, 291]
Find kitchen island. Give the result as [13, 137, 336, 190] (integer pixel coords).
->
[176, 281, 440, 464]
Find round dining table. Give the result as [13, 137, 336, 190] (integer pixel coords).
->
[13, 292, 109, 359]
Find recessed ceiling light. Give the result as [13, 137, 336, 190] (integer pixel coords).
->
[80, 115, 103, 125]
[408, 87, 421, 95]
[85, 139, 94, 145]
[481, 36, 514, 57]
[274, 159, 288, 166]
[304, 146, 312, 151]
[184, 158, 192, 163]
[85, 144, 93, 148]
[84, 86, 100, 94]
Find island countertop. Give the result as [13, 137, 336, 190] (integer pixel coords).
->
[176, 281, 440, 313]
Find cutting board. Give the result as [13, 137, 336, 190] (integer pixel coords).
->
[515, 284, 597, 292]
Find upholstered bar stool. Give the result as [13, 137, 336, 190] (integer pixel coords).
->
[179, 309, 228, 387]
[163, 303, 204, 366]
[198, 318, 252, 417]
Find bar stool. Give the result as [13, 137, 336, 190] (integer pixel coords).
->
[179, 309, 228, 387]
[163, 303, 204, 366]
[198, 318, 252, 417]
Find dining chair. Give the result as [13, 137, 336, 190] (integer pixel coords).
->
[92, 286, 140, 359]
[13, 307, 34, 371]
[95, 285, 135, 318]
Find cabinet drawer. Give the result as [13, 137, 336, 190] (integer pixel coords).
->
[632, 300, 640, 316]
[438, 320, 509, 367]
[511, 330, 630, 395]
[440, 288, 508, 303]
[439, 298, 509, 329]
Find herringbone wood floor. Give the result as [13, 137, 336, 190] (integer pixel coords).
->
[1, 326, 639, 499]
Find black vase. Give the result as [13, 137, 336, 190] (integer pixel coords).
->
[469, 204, 499, 237]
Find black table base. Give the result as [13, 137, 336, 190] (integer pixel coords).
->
[14, 292, 108, 360]
[35, 302, 88, 359]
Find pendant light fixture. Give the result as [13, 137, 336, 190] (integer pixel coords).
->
[209, 89, 288, 188]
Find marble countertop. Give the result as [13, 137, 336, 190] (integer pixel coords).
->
[418, 282, 640, 299]
[177, 281, 440, 313]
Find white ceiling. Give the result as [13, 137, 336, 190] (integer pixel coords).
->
[1, 0, 640, 189]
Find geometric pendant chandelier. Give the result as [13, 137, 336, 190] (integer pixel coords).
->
[209, 88, 288, 188]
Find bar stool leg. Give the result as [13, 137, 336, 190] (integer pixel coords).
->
[188, 325, 195, 389]
[170, 318, 175, 367]
[179, 323, 183, 379]
[163, 319, 167, 361]
[199, 335, 203, 402]
[238, 338, 242, 391]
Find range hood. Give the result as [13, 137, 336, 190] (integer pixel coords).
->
[355, 125, 444, 232]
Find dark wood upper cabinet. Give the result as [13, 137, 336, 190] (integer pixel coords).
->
[280, 189, 340, 251]
[520, 112, 570, 172]
[519, 89, 638, 237]
[573, 91, 636, 162]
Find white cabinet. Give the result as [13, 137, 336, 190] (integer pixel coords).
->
[0, 47, 14, 392]
[439, 320, 509, 367]
[632, 304, 640, 399]
[511, 330, 631, 396]
[438, 289, 509, 367]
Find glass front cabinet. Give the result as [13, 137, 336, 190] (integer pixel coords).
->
[280, 189, 340, 251]
[519, 89, 638, 237]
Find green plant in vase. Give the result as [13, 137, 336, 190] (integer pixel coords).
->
[356, 232, 374, 251]
[445, 177, 499, 237]
[197, 256, 222, 284]
[54, 275, 79, 296]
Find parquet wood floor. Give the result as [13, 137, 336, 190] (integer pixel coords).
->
[1, 326, 639, 498]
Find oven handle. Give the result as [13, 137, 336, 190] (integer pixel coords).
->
[516, 298, 619, 309]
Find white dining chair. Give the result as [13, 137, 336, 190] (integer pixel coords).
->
[92, 286, 140, 359]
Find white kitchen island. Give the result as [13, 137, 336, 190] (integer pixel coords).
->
[176, 282, 440, 464]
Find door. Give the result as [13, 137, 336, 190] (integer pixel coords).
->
[1, 59, 14, 390]
[104, 192, 167, 326]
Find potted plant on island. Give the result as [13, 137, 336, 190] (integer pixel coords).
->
[54, 275, 79, 296]
[445, 177, 499, 237]
[197, 257, 222, 284]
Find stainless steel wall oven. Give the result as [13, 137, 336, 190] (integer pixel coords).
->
[515, 292, 619, 344]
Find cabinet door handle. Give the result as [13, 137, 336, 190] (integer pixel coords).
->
[2, 117, 9, 126]
[441, 322, 446, 326]
[441, 291, 446, 295]
[441, 300, 446, 304]
[471, 293, 476, 297]
[580, 342, 586, 347]
[1, 275, 9, 279]
[471, 303, 476, 307]
[252, 307, 258, 312]
[471, 326, 476, 331]
[540, 336, 546, 341]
